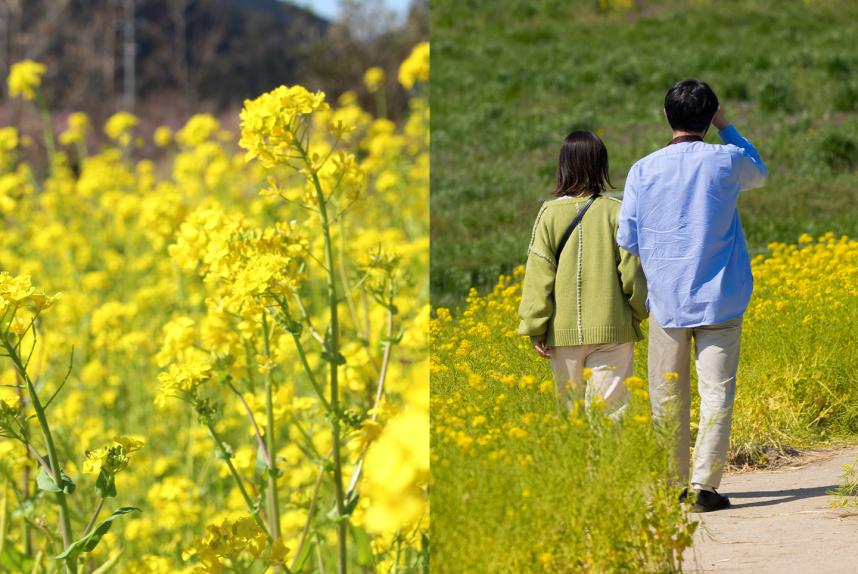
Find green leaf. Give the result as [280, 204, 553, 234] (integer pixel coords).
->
[326, 491, 360, 523]
[381, 328, 405, 345]
[321, 349, 347, 365]
[54, 507, 140, 562]
[0, 543, 35, 573]
[344, 490, 360, 516]
[291, 537, 314, 571]
[36, 467, 75, 494]
[284, 318, 303, 335]
[96, 470, 117, 498]
[420, 532, 430, 574]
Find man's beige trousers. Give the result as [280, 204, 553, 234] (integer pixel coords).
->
[648, 316, 743, 490]
[549, 342, 634, 417]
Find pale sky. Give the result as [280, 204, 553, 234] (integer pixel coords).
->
[293, 0, 412, 21]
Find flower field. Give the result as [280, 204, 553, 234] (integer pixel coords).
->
[0, 43, 429, 573]
[431, 233, 858, 572]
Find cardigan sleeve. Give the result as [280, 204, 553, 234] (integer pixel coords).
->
[517, 206, 556, 339]
[617, 246, 648, 322]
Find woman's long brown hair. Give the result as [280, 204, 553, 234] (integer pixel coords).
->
[554, 131, 613, 197]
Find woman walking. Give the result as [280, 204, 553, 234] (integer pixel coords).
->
[517, 131, 647, 416]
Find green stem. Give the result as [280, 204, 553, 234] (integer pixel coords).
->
[312, 163, 348, 574]
[1, 337, 74, 572]
[344, 297, 396, 499]
[290, 463, 325, 571]
[35, 91, 56, 169]
[290, 332, 331, 412]
[315, 533, 328, 574]
[373, 303, 396, 421]
[262, 312, 282, 540]
[392, 534, 402, 574]
[15, 380, 33, 558]
[374, 89, 387, 120]
[81, 497, 104, 537]
[206, 423, 269, 538]
[225, 379, 271, 466]
[0, 479, 7, 554]
[295, 134, 348, 573]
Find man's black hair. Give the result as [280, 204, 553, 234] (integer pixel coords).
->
[664, 79, 719, 133]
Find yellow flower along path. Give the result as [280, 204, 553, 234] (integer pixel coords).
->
[0, 43, 429, 573]
[431, 233, 858, 572]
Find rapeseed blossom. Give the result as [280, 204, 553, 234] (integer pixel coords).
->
[153, 125, 173, 147]
[84, 435, 145, 476]
[59, 112, 91, 146]
[0, 44, 429, 572]
[364, 66, 386, 92]
[7, 59, 45, 100]
[398, 42, 430, 89]
[104, 111, 139, 146]
[238, 85, 329, 168]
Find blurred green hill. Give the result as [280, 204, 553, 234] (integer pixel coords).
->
[430, 0, 858, 308]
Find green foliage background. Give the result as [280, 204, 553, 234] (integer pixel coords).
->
[430, 0, 858, 308]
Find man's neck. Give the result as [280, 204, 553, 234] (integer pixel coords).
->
[671, 130, 706, 139]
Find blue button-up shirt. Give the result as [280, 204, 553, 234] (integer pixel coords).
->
[617, 125, 767, 328]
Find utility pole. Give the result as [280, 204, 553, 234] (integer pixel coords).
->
[122, 0, 135, 110]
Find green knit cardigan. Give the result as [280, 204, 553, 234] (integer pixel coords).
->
[517, 195, 648, 346]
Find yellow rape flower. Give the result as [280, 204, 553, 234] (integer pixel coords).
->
[0, 127, 19, 156]
[364, 66, 386, 92]
[7, 59, 45, 100]
[84, 435, 145, 476]
[156, 355, 214, 406]
[59, 112, 91, 146]
[186, 516, 288, 573]
[238, 85, 330, 168]
[176, 114, 221, 147]
[153, 126, 173, 147]
[105, 111, 139, 146]
[398, 42, 429, 89]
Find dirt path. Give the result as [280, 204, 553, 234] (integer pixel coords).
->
[682, 446, 858, 573]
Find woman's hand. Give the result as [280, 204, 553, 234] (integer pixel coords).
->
[531, 338, 553, 359]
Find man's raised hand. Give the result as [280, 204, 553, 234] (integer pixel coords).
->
[711, 107, 729, 131]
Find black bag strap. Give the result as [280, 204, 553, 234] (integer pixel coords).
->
[554, 195, 598, 263]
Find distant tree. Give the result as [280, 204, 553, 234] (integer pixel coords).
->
[304, 0, 429, 119]
[0, 0, 427, 122]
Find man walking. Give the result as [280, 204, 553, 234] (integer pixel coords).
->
[617, 79, 767, 512]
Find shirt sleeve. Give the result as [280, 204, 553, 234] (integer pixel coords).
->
[617, 246, 648, 322]
[516, 206, 556, 339]
[719, 124, 768, 192]
[617, 165, 640, 256]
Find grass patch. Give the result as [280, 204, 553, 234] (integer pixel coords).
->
[430, 0, 858, 308]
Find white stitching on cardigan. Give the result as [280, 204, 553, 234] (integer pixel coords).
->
[576, 203, 584, 344]
[527, 203, 549, 254]
[528, 247, 556, 268]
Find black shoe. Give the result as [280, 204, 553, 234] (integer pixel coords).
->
[678, 488, 689, 503]
[693, 489, 730, 512]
